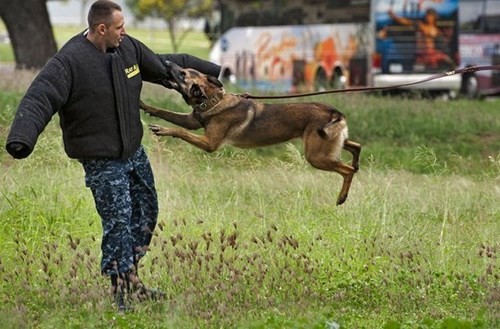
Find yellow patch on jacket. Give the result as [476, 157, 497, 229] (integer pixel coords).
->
[125, 64, 140, 78]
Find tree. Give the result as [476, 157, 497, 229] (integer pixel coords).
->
[126, 0, 213, 53]
[0, 0, 58, 69]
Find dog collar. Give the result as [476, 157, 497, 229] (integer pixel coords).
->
[193, 90, 225, 112]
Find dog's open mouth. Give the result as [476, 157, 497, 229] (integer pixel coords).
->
[160, 74, 182, 91]
[161, 78, 180, 90]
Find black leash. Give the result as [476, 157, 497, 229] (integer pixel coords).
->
[239, 65, 500, 100]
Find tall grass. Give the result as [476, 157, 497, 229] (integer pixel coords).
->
[1, 71, 499, 328]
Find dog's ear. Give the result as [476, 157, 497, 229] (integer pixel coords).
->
[207, 75, 223, 88]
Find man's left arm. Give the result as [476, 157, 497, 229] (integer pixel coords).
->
[132, 36, 220, 81]
[159, 53, 221, 77]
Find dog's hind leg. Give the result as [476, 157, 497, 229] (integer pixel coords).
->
[304, 130, 357, 205]
[343, 140, 361, 172]
[318, 160, 356, 206]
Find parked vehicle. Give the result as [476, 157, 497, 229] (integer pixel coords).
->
[459, 1, 500, 97]
[206, 0, 500, 97]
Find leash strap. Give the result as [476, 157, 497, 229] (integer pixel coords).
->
[240, 65, 500, 100]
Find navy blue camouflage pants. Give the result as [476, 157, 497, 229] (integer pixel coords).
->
[81, 146, 158, 276]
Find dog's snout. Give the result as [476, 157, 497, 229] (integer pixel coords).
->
[164, 60, 186, 83]
[164, 61, 175, 80]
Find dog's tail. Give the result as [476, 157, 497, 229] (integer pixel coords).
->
[317, 109, 347, 139]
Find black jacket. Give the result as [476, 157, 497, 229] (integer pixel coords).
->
[6, 32, 220, 160]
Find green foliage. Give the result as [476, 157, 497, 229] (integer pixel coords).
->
[0, 92, 19, 124]
[0, 73, 499, 328]
[0, 20, 13, 62]
[132, 0, 212, 19]
[126, 0, 214, 51]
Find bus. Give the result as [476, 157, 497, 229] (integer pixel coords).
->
[459, 0, 500, 97]
[207, 0, 374, 92]
[206, 0, 500, 97]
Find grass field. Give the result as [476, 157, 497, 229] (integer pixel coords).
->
[0, 25, 499, 329]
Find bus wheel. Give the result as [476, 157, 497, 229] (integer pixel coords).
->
[331, 67, 346, 89]
[221, 69, 236, 85]
[461, 74, 478, 99]
[314, 68, 329, 91]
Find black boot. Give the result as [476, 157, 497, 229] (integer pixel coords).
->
[111, 274, 128, 313]
[126, 268, 165, 302]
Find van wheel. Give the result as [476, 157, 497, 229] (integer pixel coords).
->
[461, 74, 478, 99]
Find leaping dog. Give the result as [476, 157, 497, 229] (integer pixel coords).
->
[140, 61, 361, 205]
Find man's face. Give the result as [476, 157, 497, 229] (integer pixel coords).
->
[104, 10, 126, 49]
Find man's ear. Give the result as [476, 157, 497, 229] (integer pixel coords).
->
[97, 23, 106, 35]
[207, 75, 223, 88]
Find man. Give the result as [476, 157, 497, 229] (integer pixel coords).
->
[5, 0, 220, 311]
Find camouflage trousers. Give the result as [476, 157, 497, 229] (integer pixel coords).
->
[80, 146, 158, 276]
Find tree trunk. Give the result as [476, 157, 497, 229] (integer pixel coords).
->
[0, 0, 57, 69]
[166, 17, 178, 53]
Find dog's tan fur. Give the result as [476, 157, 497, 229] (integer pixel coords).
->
[140, 61, 361, 205]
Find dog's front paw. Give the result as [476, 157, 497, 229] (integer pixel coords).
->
[149, 124, 168, 136]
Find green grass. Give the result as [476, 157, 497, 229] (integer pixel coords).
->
[1, 55, 499, 328]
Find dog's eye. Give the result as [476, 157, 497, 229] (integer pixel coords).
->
[179, 71, 186, 81]
[191, 85, 204, 98]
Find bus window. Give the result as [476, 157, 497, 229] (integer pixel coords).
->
[460, 0, 500, 33]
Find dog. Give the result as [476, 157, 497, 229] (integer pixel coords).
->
[140, 61, 361, 205]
